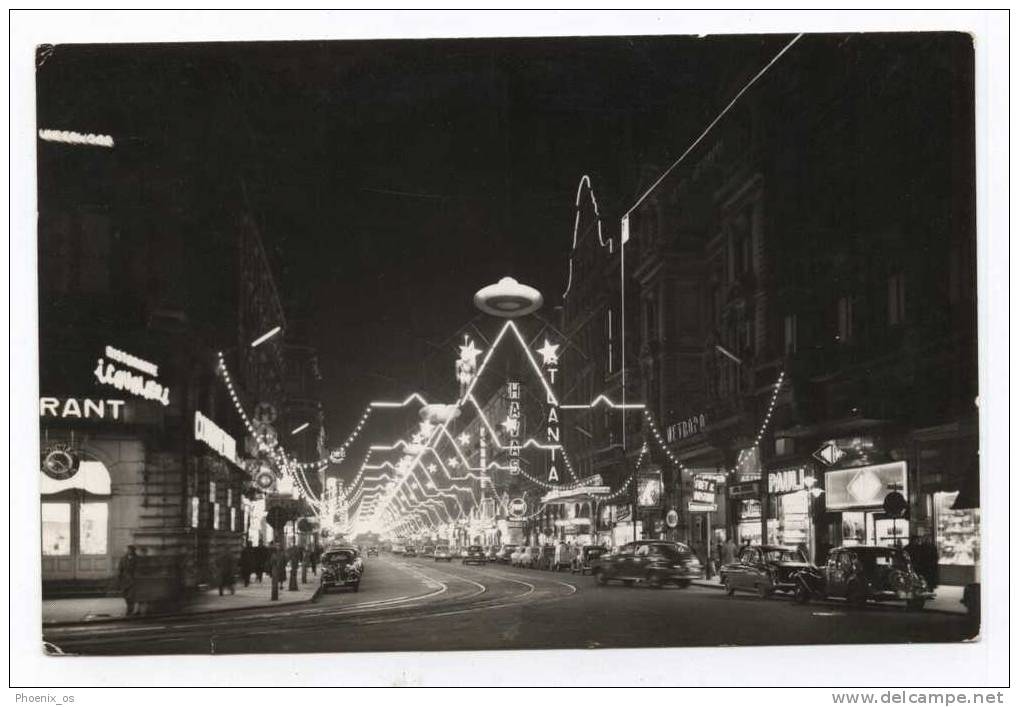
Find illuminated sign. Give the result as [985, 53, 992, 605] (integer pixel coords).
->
[666, 413, 708, 443]
[768, 467, 810, 494]
[692, 477, 717, 505]
[194, 411, 239, 466]
[40, 397, 125, 420]
[825, 462, 907, 510]
[728, 480, 760, 499]
[94, 346, 169, 406]
[538, 339, 561, 484]
[506, 381, 521, 475]
[509, 498, 527, 518]
[638, 471, 663, 507]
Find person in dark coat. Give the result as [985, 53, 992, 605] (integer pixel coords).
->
[255, 541, 268, 583]
[217, 548, 236, 596]
[309, 545, 320, 575]
[921, 535, 940, 590]
[117, 545, 139, 616]
[240, 541, 255, 587]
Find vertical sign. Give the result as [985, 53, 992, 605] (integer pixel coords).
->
[537, 339, 561, 484]
[506, 381, 521, 475]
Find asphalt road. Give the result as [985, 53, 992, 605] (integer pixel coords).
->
[43, 554, 976, 656]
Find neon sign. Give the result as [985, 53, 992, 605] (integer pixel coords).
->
[506, 381, 521, 475]
[94, 346, 169, 406]
[40, 397, 125, 420]
[538, 339, 561, 484]
[194, 411, 239, 466]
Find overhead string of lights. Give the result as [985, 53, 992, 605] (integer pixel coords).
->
[734, 369, 786, 472]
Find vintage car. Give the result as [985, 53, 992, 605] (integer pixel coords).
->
[462, 545, 487, 565]
[822, 546, 933, 610]
[591, 541, 702, 588]
[403, 546, 417, 558]
[571, 545, 608, 575]
[421, 545, 435, 558]
[495, 545, 518, 564]
[513, 546, 540, 568]
[720, 544, 812, 598]
[433, 545, 453, 561]
[366, 546, 379, 558]
[319, 547, 362, 593]
[485, 546, 500, 562]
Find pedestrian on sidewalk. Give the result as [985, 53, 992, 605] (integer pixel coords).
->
[217, 548, 236, 596]
[240, 541, 255, 587]
[309, 545, 320, 575]
[256, 541, 268, 583]
[721, 536, 737, 567]
[117, 545, 139, 616]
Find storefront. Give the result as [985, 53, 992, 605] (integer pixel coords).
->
[728, 479, 761, 545]
[765, 464, 820, 556]
[824, 461, 909, 549]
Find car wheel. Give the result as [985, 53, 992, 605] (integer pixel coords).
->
[906, 597, 926, 611]
[794, 584, 810, 604]
[646, 572, 663, 589]
[595, 569, 607, 586]
[725, 578, 736, 596]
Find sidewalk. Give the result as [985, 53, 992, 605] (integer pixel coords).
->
[43, 575, 320, 626]
[691, 576, 966, 614]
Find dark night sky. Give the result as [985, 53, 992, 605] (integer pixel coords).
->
[36, 34, 792, 442]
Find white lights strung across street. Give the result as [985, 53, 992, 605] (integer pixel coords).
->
[733, 370, 787, 473]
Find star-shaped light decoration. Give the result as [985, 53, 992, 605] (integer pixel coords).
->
[457, 338, 483, 368]
[418, 420, 436, 441]
[500, 415, 520, 435]
[536, 338, 560, 367]
[427, 463, 437, 474]
[457, 432, 470, 447]
[447, 457, 460, 469]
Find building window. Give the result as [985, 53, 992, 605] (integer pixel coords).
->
[213, 502, 221, 531]
[42, 502, 72, 556]
[209, 480, 216, 504]
[190, 496, 200, 528]
[887, 273, 906, 326]
[837, 296, 855, 343]
[784, 314, 798, 354]
[79, 502, 109, 555]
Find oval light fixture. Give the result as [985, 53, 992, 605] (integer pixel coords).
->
[473, 276, 543, 318]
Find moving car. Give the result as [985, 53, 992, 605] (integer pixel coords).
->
[720, 544, 811, 598]
[463, 545, 487, 565]
[495, 545, 518, 564]
[821, 546, 933, 610]
[422, 545, 435, 558]
[366, 546, 379, 558]
[404, 546, 417, 558]
[319, 547, 362, 593]
[591, 541, 702, 588]
[434, 545, 453, 562]
[515, 546, 541, 568]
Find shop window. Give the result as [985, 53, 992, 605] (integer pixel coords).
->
[42, 502, 71, 556]
[79, 502, 109, 555]
[934, 491, 980, 566]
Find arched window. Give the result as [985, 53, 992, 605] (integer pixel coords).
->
[41, 460, 113, 580]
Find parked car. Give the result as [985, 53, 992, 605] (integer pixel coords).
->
[720, 545, 812, 598]
[404, 546, 417, 558]
[485, 546, 500, 562]
[366, 546, 379, 558]
[319, 547, 362, 593]
[821, 546, 933, 610]
[591, 541, 702, 588]
[495, 545, 518, 564]
[392, 544, 405, 555]
[434, 546, 453, 562]
[463, 545, 487, 565]
[571, 545, 608, 575]
[421, 545, 435, 558]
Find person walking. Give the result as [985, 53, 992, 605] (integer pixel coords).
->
[309, 545, 320, 575]
[117, 545, 139, 616]
[721, 536, 737, 566]
[217, 547, 236, 596]
[240, 541, 255, 587]
[255, 541, 268, 583]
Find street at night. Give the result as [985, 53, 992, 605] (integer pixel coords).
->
[11, 9, 1009, 692]
[44, 554, 974, 656]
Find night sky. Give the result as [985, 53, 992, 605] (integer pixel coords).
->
[36, 34, 793, 442]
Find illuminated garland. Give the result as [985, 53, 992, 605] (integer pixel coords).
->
[734, 370, 786, 472]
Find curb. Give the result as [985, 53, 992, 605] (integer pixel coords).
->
[43, 587, 322, 629]
[690, 580, 967, 617]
